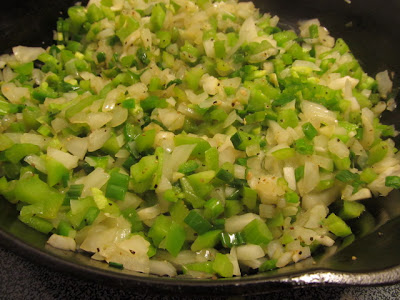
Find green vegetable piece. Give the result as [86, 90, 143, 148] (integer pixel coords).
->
[367, 141, 388, 165]
[240, 186, 257, 210]
[0, 134, 14, 151]
[63, 184, 84, 205]
[335, 170, 359, 183]
[184, 210, 213, 234]
[333, 155, 351, 171]
[156, 31, 171, 48]
[225, 200, 243, 217]
[65, 95, 98, 119]
[204, 198, 224, 220]
[309, 24, 319, 38]
[191, 229, 222, 251]
[273, 30, 297, 47]
[184, 66, 204, 90]
[285, 190, 299, 203]
[205, 147, 219, 171]
[280, 233, 294, 245]
[148, 215, 172, 246]
[247, 89, 270, 112]
[178, 160, 199, 175]
[230, 131, 260, 151]
[259, 259, 277, 272]
[140, 95, 167, 113]
[220, 232, 245, 248]
[278, 109, 298, 129]
[170, 200, 190, 224]
[68, 6, 87, 26]
[87, 4, 104, 23]
[122, 208, 144, 232]
[339, 201, 365, 220]
[67, 197, 97, 228]
[294, 138, 314, 155]
[216, 168, 234, 183]
[267, 212, 284, 228]
[15, 175, 63, 219]
[177, 179, 204, 209]
[150, 4, 166, 32]
[174, 134, 211, 159]
[5, 143, 40, 164]
[135, 129, 156, 153]
[295, 166, 304, 182]
[316, 179, 335, 191]
[212, 253, 233, 278]
[271, 148, 295, 160]
[324, 213, 352, 237]
[130, 156, 158, 193]
[385, 176, 400, 189]
[84, 206, 100, 225]
[302, 122, 318, 140]
[186, 170, 215, 198]
[116, 16, 139, 41]
[360, 168, 378, 184]
[136, 47, 150, 66]
[109, 262, 124, 269]
[183, 262, 214, 274]
[180, 42, 200, 63]
[333, 38, 350, 55]
[164, 222, 186, 256]
[46, 157, 69, 187]
[163, 189, 178, 203]
[18, 215, 53, 234]
[242, 218, 273, 245]
[101, 134, 120, 156]
[214, 40, 226, 59]
[13, 62, 33, 76]
[22, 107, 41, 130]
[57, 220, 75, 237]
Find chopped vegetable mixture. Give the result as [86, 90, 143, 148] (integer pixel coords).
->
[0, 0, 399, 278]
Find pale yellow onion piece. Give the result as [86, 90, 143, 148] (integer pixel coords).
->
[1, 82, 30, 104]
[87, 112, 113, 130]
[12, 46, 45, 63]
[65, 136, 88, 160]
[236, 244, 265, 261]
[75, 168, 110, 197]
[110, 106, 128, 127]
[225, 213, 261, 233]
[149, 260, 177, 277]
[20, 133, 48, 149]
[376, 70, 393, 98]
[47, 234, 76, 251]
[47, 147, 79, 170]
[88, 128, 112, 152]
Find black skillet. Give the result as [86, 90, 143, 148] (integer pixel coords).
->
[0, 0, 400, 296]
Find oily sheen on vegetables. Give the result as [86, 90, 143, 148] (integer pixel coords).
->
[0, 0, 399, 278]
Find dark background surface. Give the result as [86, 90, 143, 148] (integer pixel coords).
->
[0, 245, 399, 299]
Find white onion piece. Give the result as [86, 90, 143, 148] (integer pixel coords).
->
[149, 260, 177, 277]
[47, 147, 79, 170]
[65, 137, 88, 160]
[225, 213, 260, 233]
[376, 70, 392, 98]
[75, 168, 110, 197]
[236, 244, 265, 260]
[1, 83, 30, 104]
[47, 234, 76, 251]
[88, 128, 112, 152]
[12, 46, 45, 63]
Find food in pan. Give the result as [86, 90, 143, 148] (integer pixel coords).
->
[0, 0, 398, 278]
